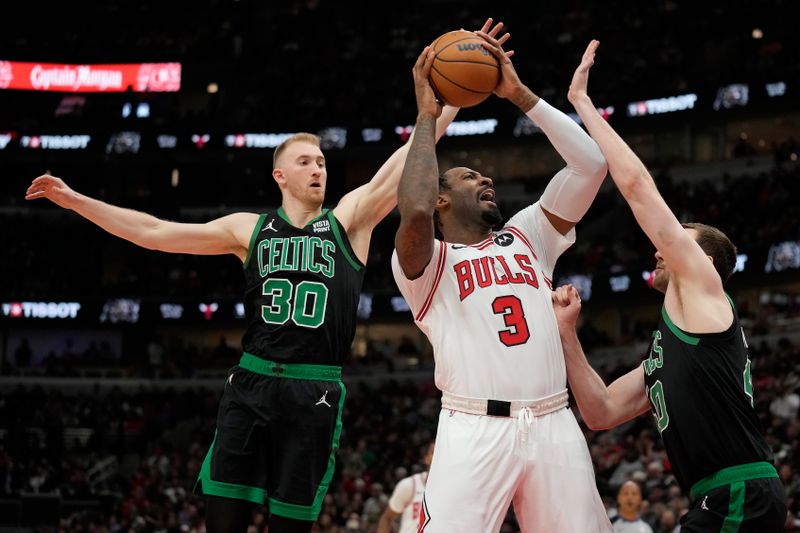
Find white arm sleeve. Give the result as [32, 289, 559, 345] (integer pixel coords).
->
[388, 477, 414, 513]
[526, 99, 608, 223]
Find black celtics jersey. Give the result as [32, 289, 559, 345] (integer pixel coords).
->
[241, 208, 365, 366]
[642, 299, 772, 493]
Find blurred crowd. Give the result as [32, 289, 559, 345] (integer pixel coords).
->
[5, 334, 425, 379]
[3, 161, 799, 302]
[1, 332, 799, 532]
[1, 0, 796, 131]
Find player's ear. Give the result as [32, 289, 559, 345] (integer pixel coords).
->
[272, 169, 286, 187]
[436, 194, 449, 209]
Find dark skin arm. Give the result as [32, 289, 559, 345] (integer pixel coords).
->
[395, 46, 441, 280]
[396, 20, 511, 279]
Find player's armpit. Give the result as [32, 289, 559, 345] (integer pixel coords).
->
[624, 181, 722, 289]
[540, 205, 575, 236]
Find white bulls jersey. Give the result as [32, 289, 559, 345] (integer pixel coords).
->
[388, 472, 427, 533]
[392, 202, 575, 400]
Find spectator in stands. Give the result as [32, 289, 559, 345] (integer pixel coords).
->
[611, 480, 652, 533]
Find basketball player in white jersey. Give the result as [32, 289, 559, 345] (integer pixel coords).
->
[377, 442, 434, 533]
[392, 26, 612, 532]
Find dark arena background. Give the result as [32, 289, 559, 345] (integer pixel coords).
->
[1, 1, 799, 531]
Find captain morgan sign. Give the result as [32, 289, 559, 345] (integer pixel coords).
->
[0, 61, 181, 92]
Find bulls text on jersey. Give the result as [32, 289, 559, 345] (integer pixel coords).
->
[454, 254, 540, 301]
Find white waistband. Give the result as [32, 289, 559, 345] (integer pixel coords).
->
[441, 389, 569, 417]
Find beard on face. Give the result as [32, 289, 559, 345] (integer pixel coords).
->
[653, 270, 669, 293]
[481, 204, 503, 228]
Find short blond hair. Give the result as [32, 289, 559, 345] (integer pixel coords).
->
[273, 133, 321, 168]
[682, 222, 737, 281]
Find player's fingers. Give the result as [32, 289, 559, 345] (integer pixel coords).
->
[557, 284, 572, 302]
[420, 46, 432, 65]
[475, 30, 499, 47]
[26, 181, 47, 193]
[420, 47, 436, 76]
[551, 288, 560, 303]
[552, 286, 567, 305]
[479, 17, 493, 34]
[414, 46, 430, 70]
[496, 32, 510, 47]
[569, 285, 582, 303]
[560, 290, 572, 306]
[487, 21, 504, 38]
[506, 50, 515, 58]
[25, 191, 47, 200]
[583, 40, 599, 65]
[477, 40, 507, 63]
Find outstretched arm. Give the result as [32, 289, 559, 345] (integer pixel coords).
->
[25, 175, 254, 260]
[567, 42, 727, 312]
[553, 284, 650, 430]
[394, 46, 441, 280]
[476, 30, 607, 236]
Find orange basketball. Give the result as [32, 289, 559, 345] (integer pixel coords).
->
[429, 30, 500, 108]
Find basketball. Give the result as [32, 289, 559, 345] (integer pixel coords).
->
[429, 30, 501, 108]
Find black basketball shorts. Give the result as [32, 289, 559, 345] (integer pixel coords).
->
[195, 355, 345, 521]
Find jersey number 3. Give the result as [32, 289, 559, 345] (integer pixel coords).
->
[492, 295, 530, 346]
[262, 279, 328, 328]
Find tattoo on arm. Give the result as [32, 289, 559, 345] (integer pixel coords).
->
[396, 115, 438, 277]
[398, 116, 438, 215]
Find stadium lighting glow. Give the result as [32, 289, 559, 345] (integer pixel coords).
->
[0, 132, 13, 149]
[627, 94, 698, 117]
[207, 82, 219, 94]
[765, 82, 786, 97]
[2, 301, 81, 319]
[445, 119, 498, 136]
[751, 28, 763, 39]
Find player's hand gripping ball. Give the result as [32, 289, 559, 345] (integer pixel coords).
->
[428, 30, 500, 108]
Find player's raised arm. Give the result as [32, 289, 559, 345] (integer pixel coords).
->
[553, 284, 651, 430]
[475, 30, 608, 236]
[335, 18, 512, 263]
[333, 104, 457, 239]
[394, 46, 442, 280]
[567, 41, 720, 293]
[25, 174, 254, 260]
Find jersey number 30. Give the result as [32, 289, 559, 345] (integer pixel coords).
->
[492, 295, 530, 346]
[262, 279, 328, 328]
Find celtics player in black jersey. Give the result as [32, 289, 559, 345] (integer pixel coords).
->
[23, 72, 472, 530]
[550, 41, 787, 532]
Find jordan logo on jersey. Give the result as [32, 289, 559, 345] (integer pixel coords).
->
[316, 391, 331, 408]
[454, 254, 539, 301]
[262, 219, 278, 232]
